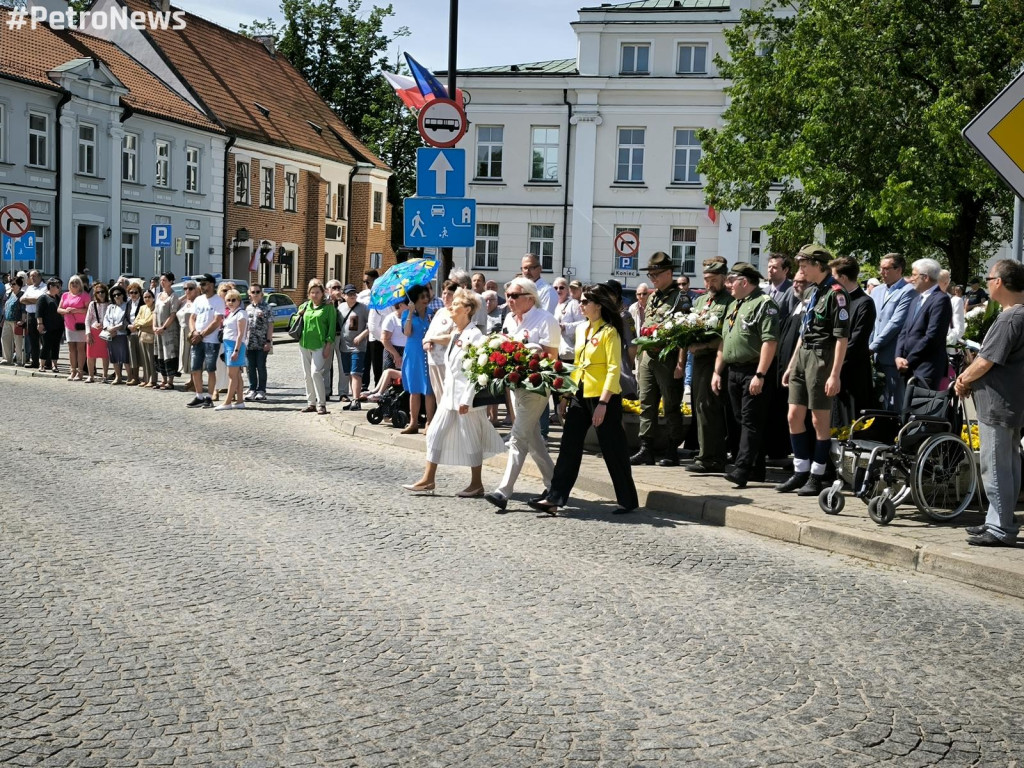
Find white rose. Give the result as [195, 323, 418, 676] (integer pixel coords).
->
[463, 359, 473, 371]
[477, 353, 489, 366]
[664, 320, 674, 330]
[477, 374, 490, 387]
[488, 337, 502, 348]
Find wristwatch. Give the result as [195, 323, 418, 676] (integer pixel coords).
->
[754, 372, 765, 379]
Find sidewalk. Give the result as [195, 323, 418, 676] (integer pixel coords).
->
[328, 407, 1024, 602]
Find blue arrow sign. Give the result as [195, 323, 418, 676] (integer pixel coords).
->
[2, 232, 36, 261]
[416, 148, 466, 198]
[404, 197, 476, 248]
[151, 225, 171, 248]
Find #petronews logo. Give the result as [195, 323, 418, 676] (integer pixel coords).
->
[6, 4, 187, 31]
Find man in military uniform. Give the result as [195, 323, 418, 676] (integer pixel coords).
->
[777, 244, 850, 496]
[686, 257, 732, 473]
[631, 251, 687, 467]
[711, 262, 780, 488]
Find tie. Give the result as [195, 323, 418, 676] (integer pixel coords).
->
[727, 298, 745, 331]
[801, 286, 820, 337]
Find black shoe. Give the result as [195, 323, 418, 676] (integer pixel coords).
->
[613, 506, 638, 515]
[967, 531, 1015, 547]
[686, 461, 723, 474]
[527, 499, 558, 516]
[186, 396, 207, 408]
[751, 469, 767, 483]
[527, 490, 551, 505]
[350, 401, 361, 411]
[484, 491, 508, 512]
[201, 399, 215, 409]
[776, 472, 810, 493]
[724, 469, 749, 488]
[796, 474, 825, 496]
[657, 456, 680, 467]
[965, 525, 986, 536]
[630, 447, 656, 466]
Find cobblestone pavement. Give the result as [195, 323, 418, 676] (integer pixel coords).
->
[2, 352, 1024, 766]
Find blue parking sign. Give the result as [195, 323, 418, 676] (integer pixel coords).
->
[151, 225, 171, 248]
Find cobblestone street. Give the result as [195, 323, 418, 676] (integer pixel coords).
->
[2, 353, 1023, 766]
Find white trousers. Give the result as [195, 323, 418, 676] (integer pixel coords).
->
[496, 389, 554, 498]
[301, 345, 329, 406]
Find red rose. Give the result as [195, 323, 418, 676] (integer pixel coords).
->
[553, 360, 565, 373]
[528, 359, 540, 371]
[516, 366, 528, 377]
[489, 351, 508, 365]
[528, 372, 542, 386]
[494, 367, 507, 378]
[500, 341, 516, 353]
[552, 377, 564, 389]
[507, 371, 521, 384]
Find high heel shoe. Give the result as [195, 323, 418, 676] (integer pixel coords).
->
[527, 499, 559, 516]
[401, 482, 435, 493]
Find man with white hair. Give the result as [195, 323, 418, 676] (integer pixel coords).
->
[552, 276, 584, 361]
[894, 258, 952, 390]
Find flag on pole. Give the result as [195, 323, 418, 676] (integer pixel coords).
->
[405, 52, 450, 102]
[383, 71, 430, 111]
[707, 205, 718, 224]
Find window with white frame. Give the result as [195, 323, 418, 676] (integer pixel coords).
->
[528, 224, 555, 272]
[121, 133, 138, 182]
[235, 159, 250, 204]
[373, 191, 383, 224]
[258, 259, 273, 289]
[474, 223, 499, 269]
[475, 126, 503, 179]
[120, 232, 138, 275]
[677, 43, 708, 74]
[285, 172, 297, 211]
[0, 104, 5, 161]
[262, 165, 274, 208]
[620, 43, 650, 75]
[671, 227, 698, 275]
[616, 128, 645, 183]
[749, 229, 763, 270]
[28, 112, 48, 167]
[184, 237, 197, 276]
[325, 184, 332, 218]
[530, 127, 559, 182]
[672, 129, 702, 184]
[277, 250, 295, 289]
[336, 184, 346, 219]
[369, 252, 383, 270]
[185, 147, 199, 193]
[154, 140, 170, 187]
[77, 124, 96, 175]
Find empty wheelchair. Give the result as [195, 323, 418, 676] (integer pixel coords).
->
[819, 379, 979, 525]
[365, 384, 410, 429]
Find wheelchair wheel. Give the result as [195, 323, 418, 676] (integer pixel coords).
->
[392, 410, 409, 429]
[366, 408, 384, 425]
[818, 486, 845, 515]
[910, 433, 977, 521]
[868, 496, 896, 525]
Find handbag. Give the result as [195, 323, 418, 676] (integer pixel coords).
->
[74, 322, 86, 331]
[472, 388, 505, 408]
[287, 304, 306, 341]
[13, 321, 24, 337]
[99, 329, 113, 342]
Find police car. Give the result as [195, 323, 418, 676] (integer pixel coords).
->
[265, 292, 298, 330]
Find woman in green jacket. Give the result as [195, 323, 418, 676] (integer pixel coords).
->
[299, 279, 337, 415]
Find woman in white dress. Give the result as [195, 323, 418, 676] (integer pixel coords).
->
[402, 289, 505, 497]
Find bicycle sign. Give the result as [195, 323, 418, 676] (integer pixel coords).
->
[418, 98, 467, 148]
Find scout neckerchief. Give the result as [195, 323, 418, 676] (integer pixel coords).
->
[801, 276, 835, 338]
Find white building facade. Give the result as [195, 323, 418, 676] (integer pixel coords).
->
[453, 0, 773, 288]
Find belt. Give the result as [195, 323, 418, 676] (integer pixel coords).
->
[802, 341, 828, 351]
[725, 361, 759, 371]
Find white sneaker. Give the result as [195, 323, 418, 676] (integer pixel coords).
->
[684, 385, 692, 398]
[243, 390, 255, 401]
[254, 392, 267, 401]
[214, 404, 234, 411]
[234, 402, 246, 409]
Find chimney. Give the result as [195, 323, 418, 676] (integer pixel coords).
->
[253, 34, 276, 55]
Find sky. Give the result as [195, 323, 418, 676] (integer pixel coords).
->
[173, 0, 583, 70]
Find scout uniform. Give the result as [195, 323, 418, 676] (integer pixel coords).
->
[688, 261, 732, 472]
[789, 275, 850, 412]
[719, 263, 780, 485]
[634, 252, 687, 466]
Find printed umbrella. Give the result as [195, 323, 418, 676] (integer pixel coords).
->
[368, 258, 439, 310]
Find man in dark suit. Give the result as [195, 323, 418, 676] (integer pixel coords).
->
[830, 255, 877, 422]
[766, 253, 796, 325]
[895, 258, 953, 392]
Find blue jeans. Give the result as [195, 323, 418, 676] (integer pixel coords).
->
[979, 422, 1021, 544]
[246, 348, 268, 393]
[684, 351, 693, 388]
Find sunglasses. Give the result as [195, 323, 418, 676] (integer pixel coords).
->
[554, 286, 567, 291]
[505, 293, 524, 299]
[580, 299, 591, 306]
[250, 289, 263, 294]
[226, 298, 240, 303]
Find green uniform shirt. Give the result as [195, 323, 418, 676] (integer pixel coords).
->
[692, 289, 731, 357]
[642, 282, 684, 333]
[721, 289, 780, 365]
[801, 277, 850, 346]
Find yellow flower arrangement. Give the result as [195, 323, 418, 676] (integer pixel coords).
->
[620, 399, 692, 416]
[960, 424, 980, 451]
[830, 418, 875, 442]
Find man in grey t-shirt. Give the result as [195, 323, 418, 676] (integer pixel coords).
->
[954, 259, 1024, 547]
[338, 284, 370, 408]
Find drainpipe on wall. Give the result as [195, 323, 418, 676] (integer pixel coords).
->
[346, 163, 357, 283]
[54, 90, 71, 277]
[561, 89, 573, 277]
[223, 134, 236, 276]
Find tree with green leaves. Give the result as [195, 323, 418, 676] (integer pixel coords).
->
[699, 0, 1024, 282]
[241, 0, 420, 246]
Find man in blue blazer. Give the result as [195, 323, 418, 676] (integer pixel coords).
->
[869, 253, 916, 411]
[895, 258, 953, 392]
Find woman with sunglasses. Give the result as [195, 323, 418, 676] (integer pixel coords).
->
[84, 283, 110, 383]
[298, 279, 337, 415]
[529, 284, 639, 516]
[216, 289, 248, 410]
[153, 272, 181, 390]
[132, 289, 158, 387]
[103, 285, 130, 384]
[58, 274, 90, 380]
[244, 285, 273, 401]
[123, 281, 145, 385]
[176, 281, 198, 390]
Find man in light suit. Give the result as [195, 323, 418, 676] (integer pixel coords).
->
[869, 252, 916, 410]
[895, 258, 953, 391]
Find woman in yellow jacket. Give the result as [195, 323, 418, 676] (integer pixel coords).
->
[530, 284, 639, 515]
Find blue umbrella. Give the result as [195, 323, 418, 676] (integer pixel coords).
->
[369, 258, 439, 310]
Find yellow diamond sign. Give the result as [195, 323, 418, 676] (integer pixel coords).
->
[964, 69, 1024, 197]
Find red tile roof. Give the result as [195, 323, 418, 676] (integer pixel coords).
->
[0, 11, 221, 133]
[119, 0, 388, 170]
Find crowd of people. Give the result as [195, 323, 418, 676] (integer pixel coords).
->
[4, 249, 1023, 547]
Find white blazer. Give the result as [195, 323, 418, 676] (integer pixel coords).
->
[440, 324, 484, 412]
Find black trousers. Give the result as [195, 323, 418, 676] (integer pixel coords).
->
[40, 328, 63, 363]
[363, 339, 384, 386]
[547, 393, 639, 510]
[25, 316, 40, 366]
[726, 364, 773, 473]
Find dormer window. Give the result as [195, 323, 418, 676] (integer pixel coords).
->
[254, 102, 270, 118]
[307, 121, 322, 135]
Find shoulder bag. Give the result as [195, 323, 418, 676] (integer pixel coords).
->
[287, 302, 307, 341]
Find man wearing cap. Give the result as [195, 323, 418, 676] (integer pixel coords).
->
[631, 251, 688, 467]
[711, 263, 779, 488]
[777, 245, 850, 496]
[337, 283, 370, 408]
[686, 257, 732, 473]
[186, 273, 226, 408]
[965, 277, 988, 311]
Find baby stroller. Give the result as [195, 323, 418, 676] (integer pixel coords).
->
[819, 377, 979, 526]
[365, 384, 410, 429]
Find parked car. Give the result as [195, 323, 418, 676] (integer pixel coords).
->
[171, 278, 249, 304]
[265, 292, 298, 330]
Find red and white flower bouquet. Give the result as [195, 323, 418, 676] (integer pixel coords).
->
[462, 333, 578, 397]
